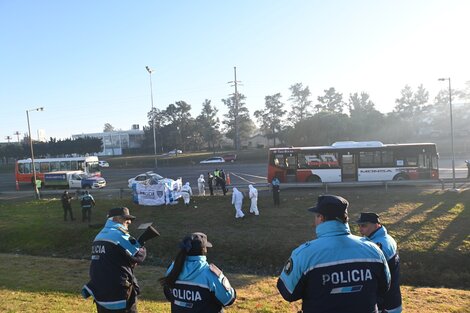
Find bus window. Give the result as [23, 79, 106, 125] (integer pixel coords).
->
[274, 154, 285, 168]
[20, 163, 31, 174]
[405, 157, 417, 166]
[70, 161, 79, 170]
[297, 153, 307, 169]
[40, 162, 50, 173]
[50, 161, 60, 172]
[60, 161, 71, 171]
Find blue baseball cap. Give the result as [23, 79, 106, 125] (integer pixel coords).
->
[308, 195, 349, 218]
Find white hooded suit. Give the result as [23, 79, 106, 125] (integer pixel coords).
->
[181, 182, 193, 205]
[197, 174, 205, 196]
[248, 184, 259, 215]
[231, 187, 245, 218]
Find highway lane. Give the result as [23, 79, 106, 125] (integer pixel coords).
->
[1, 158, 468, 193]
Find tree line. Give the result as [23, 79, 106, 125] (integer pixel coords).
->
[1, 80, 469, 162]
[0, 137, 102, 163]
[143, 81, 470, 151]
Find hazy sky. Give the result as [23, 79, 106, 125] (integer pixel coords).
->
[1, 0, 469, 141]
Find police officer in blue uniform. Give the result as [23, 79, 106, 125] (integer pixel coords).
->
[356, 212, 402, 313]
[160, 232, 236, 312]
[277, 195, 391, 313]
[82, 207, 147, 312]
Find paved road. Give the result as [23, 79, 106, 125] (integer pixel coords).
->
[1, 158, 468, 193]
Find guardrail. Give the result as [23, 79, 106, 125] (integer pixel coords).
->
[1, 178, 468, 200]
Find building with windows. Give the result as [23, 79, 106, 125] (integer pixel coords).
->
[72, 126, 144, 156]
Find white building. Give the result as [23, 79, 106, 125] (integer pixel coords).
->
[72, 126, 144, 156]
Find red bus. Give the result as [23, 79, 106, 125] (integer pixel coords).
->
[268, 141, 439, 183]
[15, 156, 101, 183]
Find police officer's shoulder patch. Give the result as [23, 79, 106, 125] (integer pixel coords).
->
[284, 257, 293, 275]
[210, 263, 222, 277]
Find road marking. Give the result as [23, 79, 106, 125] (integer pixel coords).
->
[229, 172, 267, 184]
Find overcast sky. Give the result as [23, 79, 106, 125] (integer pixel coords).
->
[1, 0, 469, 141]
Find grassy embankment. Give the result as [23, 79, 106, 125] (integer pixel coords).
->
[0, 188, 469, 312]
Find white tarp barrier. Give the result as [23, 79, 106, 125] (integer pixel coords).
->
[133, 177, 182, 206]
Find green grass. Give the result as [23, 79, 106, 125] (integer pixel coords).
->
[0, 188, 469, 312]
[0, 254, 469, 313]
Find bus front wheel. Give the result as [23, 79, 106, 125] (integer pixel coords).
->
[307, 176, 321, 183]
[393, 174, 408, 181]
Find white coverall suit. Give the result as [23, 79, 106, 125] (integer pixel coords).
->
[248, 184, 259, 215]
[181, 182, 193, 205]
[231, 187, 245, 218]
[197, 174, 205, 196]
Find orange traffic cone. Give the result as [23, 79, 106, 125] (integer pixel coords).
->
[15, 180, 20, 191]
[226, 173, 231, 185]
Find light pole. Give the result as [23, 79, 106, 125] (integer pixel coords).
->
[26, 107, 44, 199]
[146, 66, 158, 168]
[438, 77, 456, 190]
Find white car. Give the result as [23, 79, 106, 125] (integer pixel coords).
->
[98, 160, 110, 168]
[168, 149, 183, 155]
[128, 171, 164, 188]
[200, 157, 226, 164]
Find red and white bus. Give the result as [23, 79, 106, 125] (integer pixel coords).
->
[15, 156, 101, 183]
[267, 141, 439, 183]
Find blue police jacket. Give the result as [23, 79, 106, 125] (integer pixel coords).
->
[365, 226, 402, 313]
[82, 220, 146, 310]
[163, 255, 236, 312]
[277, 220, 391, 313]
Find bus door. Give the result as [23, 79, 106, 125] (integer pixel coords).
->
[285, 154, 297, 182]
[418, 153, 431, 179]
[341, 154, 357, 181]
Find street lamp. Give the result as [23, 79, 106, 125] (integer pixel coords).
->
[438, 77, 456, 190]
[26, 107, 44, 199]
[146, 66, 158, 168]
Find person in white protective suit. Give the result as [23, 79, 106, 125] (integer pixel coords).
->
[248, 184, 259, 216]
[231, 187, 245, 219]
[197, 174, 205, 196]
[181, 182, 193, 206]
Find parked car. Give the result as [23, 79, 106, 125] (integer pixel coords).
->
[222, 154, 237, 163]
[168, 149, 183, 155]
[98, 160, 110, 168]
[199, 157, 225, 164]
[128, 171, 164, 188]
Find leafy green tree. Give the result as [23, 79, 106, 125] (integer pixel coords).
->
[196, 99, 221, 151]
[288, 83, 312, 124]
[103, 123, 115, 132]
[316, 87, 345, 113]
[348, 92, 384, 140]
[222, 93, 253, 150]
[254, 93, 286, 147]
[393, 84, 429, 116]
[287, 112, 350, 146]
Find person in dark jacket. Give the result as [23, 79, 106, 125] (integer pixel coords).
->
[277, 195, 390, 313]
[61, 190, 75, 221]
[271, 177, 280, 206]
[81, 190, 95, 223]
[82, 207, 147, 312]
[160, 232, 236, 312]
[356, 212, 402, 313]
[207, 172, 214, 196]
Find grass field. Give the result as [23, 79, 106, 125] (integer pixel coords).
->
[0, 187, 469, 312]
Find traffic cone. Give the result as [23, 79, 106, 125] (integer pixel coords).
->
[15, 180, 20, 191]
[226, 173, 231, 185]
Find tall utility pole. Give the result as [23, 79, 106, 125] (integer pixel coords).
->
[438, 77, 456, 190]
[14, 131, 21, 143]
[146, 66, 158, 168]
[228, 66, 242, 151]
